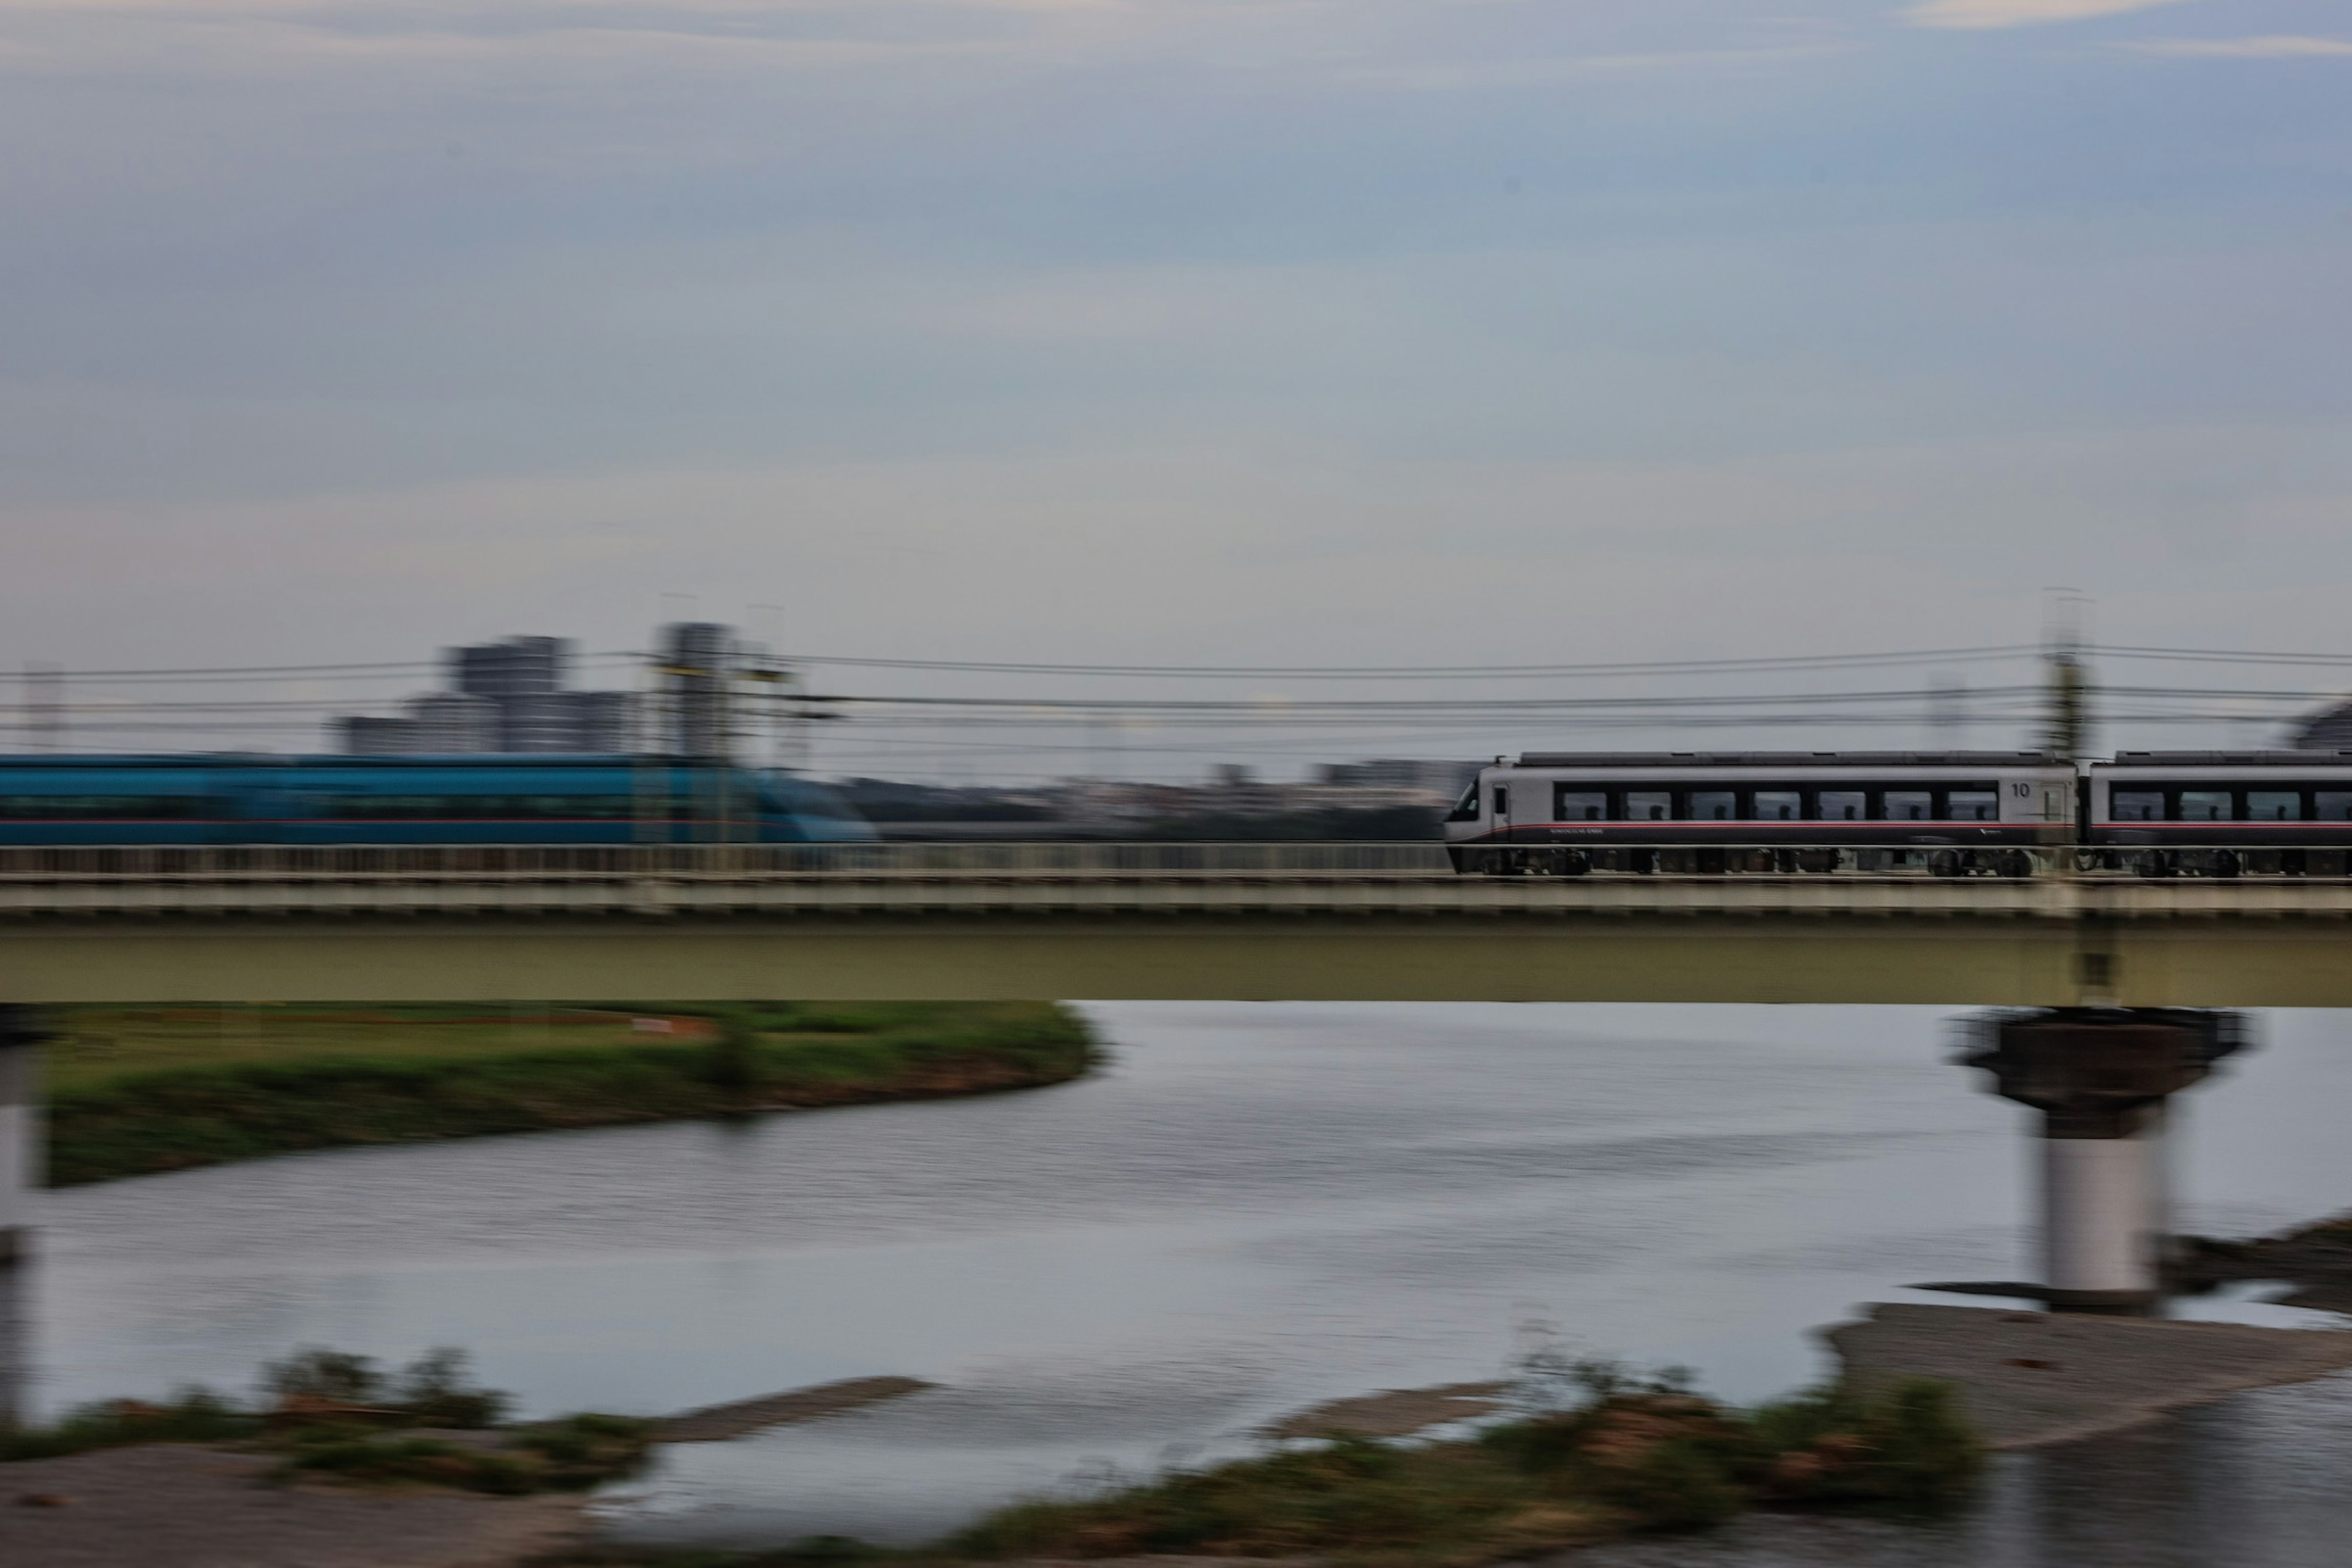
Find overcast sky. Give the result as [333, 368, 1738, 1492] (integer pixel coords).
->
[3, 0, 2348, 771]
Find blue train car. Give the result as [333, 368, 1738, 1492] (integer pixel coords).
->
[0, 755, 875, 846]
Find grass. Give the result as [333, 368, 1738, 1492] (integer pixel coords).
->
[43, 1001, 1099, 1185]
[271, 1412, 655, 1494]
[1, 1345, 655, 1496]
[938, 1360, 1982, 1568]
[537, 1360, 1984, 1568]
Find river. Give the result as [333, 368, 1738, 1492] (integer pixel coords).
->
[13, 1002, 2352, 1560]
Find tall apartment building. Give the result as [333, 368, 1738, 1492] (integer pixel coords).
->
[335, 636, 638, 755]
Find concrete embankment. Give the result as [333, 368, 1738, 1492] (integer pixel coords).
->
[1827, 1300, 2352, 1448]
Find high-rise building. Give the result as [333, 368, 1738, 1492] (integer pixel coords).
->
[407, 693, 502, 752]
[659, 622, 735, 758]
[335, 635, 640, 755]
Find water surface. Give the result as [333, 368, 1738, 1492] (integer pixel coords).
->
[16, 1002, 2352, 1553]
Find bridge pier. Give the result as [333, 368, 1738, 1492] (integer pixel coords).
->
[1964, 1008, 2248, 1312]
[0, 1006, 43, 1267]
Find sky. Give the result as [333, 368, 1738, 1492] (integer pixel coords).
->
[2, 0, 2350, 774]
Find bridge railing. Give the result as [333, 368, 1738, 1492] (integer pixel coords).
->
[0, 843, 2342, 881]
[0, 842, 1457, 880]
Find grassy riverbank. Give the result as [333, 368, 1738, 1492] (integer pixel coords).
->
[543, 1362, 1980, 1568]
[944, 1370, 1979, 1566]
[2, 1344, 653, 1496]
[43, 1001, 1098, 1186]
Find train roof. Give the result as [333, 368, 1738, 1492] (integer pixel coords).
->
[1509, 750, 2058, 768]
[2103, 751, 2352, 767]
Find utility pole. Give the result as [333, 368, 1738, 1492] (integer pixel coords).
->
[2043, 590, 2092, 763]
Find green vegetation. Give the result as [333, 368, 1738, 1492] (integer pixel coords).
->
[0, 1385, 258, 1461]
[44, 1001, 1098, 1185]
[536, 1359, 1984, 1568]
[2, 1346, 649, 1495]
[946, 1359, 1981, 1567]
[272, 1412, 654, 1494]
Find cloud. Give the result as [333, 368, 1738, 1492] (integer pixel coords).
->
[1903, 0, 2195, 31]
[2120, 34, 2352, 57]
[1331, 43, 1851, 92]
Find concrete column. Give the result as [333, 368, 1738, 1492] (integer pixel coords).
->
[2043, 1115, 2163, 1304]
[1964, 1009, 2247, 1313]
[0, 1006, 48, 1268]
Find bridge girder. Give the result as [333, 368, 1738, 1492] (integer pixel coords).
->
[1, 913, 2346, 1008]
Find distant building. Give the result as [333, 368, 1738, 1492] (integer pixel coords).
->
[2290, 701, 2352, 752]
[335, 636, 637, 755]
[338, 715, 420, 756]
[658, 622, 735, 758]
[1316, 758, 1482, 797]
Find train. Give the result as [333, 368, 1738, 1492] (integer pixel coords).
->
[0, 755, 876, 846]
[1442, 750, 2352, 876]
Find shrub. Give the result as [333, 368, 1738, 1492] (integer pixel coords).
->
[0, 1385, 255, 1461]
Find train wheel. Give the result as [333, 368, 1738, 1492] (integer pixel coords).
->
[2214, 850, 2241, 880]
[1999, 850, 2032, 879]
[1928, 851, 1961, 878]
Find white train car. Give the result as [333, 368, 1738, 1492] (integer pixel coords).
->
[1444, 752, 2075, 876]
[2084, 751, 2352, 875]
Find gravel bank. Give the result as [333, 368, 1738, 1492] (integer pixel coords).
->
[655, 1376, 937, 1442]
[0, 1444, 583, 1568]
[1259, 1381, 1509, 1439]
[1826, 1301, 2352, 1447]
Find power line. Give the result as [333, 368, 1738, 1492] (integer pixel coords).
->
[778, 645, 2043, 680]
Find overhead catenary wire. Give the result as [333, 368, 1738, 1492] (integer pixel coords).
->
[9, 638, 2350, 769]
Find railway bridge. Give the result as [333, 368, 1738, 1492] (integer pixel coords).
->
[4, 842, 2350, 1309]
[0, 841, 2350, 1006]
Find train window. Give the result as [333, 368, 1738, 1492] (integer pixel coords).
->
[1752, 791, 1800, 821]
[1491, 786, 1508, 819]
[1447, 782, 1481, 823]
[2248, 791, 2301, 821]
[1947, 790, 1997, 822]
[2111, 791, 2163, 823]
[1882, 791, 1932, 821]
[1817, 790, 1865, 821]
[2177, 790, 2233, 822]
[1555, 790, 1607, 822]
[1624, 791, 1672, 822]
[1689, 790, 1735, 821]
[2319, 793, 2352, 822]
